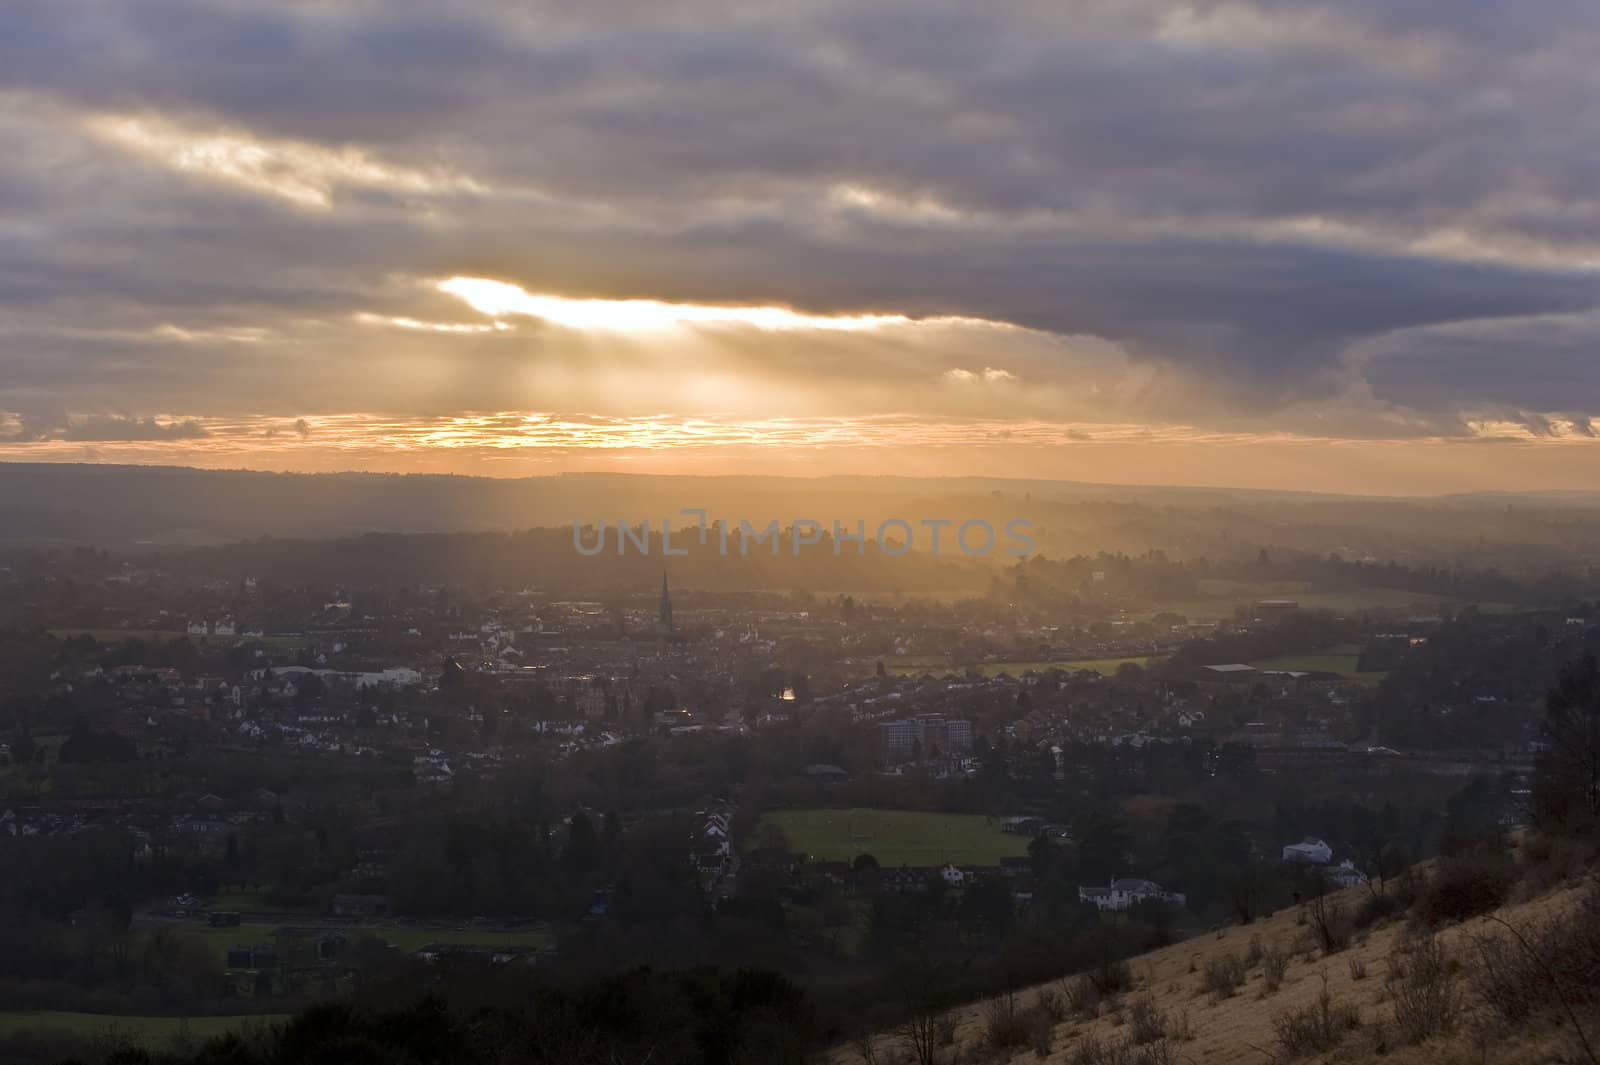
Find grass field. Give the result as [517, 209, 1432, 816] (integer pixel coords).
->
[189, 922, 548, 962]
[882, 656, 1158, 678]
[1147, 585, 1517, 622]
[48, 628, 308, 649]
[0, 1011, 288, 1044]
[757, 808, 1030, 867]
[1249, 649, 1388, 686]
[203, 890, 311, 914]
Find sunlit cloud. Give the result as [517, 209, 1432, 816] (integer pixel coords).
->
[436, 277, 1015, 334]
[7, 409, 1600, 494]
[944, 367, 1018, 384]
[354, 312, 509, 335]
[87, 113, 484, 209]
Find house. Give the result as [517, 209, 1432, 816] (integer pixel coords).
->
[880, 867, 940, 893]
[1323, 860, 1369, 889]
[811, 860, 851, 885]
[1078, 877, 1186, 911]
[1282, 838, 1334, 864]
[999, 856, 1033, 879]
[332, 893, 390, 917]
[225, 944, 278, 970]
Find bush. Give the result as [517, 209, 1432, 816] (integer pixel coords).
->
[986, 991, 1058, 1057]
[1354, 890, 1405, 930]
[1069, 1033, 1130, 1065]
[1200, 953, 1248, 1000]
[1036, 986, 1067, 1024]
[1261, 945, 1289, 993]
[1273, 974, 1360, 1058]
[1415, 846, 1514, 926]
[1348, 956, 1368, 981]
[1128, 997, 1166, 1045]
[985, 991, 1030, 1050]
[1391, 935, 1462, 1044]
[1129, 1039, 1177, 1065]
[1027, 1011, 1056, 1059]
[1063, 974, 1102, 1018]
[1091, 957, 1135, 998]
[1308, 893, 1351, 954]
[1470, 880, 1600, 1028]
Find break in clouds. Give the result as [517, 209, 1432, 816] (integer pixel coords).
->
[3, 0, 1600, 480]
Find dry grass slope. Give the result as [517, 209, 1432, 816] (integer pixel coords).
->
[840, 865, 1600, 1065]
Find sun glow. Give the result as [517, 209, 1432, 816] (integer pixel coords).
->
[436, 276, 1001, 333]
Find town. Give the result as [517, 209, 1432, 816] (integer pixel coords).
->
[1, 511, 1583, 1064]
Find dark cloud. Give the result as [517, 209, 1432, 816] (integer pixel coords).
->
[4, 414, 210, 442]
[0, 0, 1598, 434]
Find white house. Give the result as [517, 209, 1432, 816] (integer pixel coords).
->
[1079, 877, 1186, 911]
[1322, 860, 1369, 889]
[1282, 838, 1333, 864]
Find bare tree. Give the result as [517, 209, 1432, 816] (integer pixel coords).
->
[1536, 653, 1600, 832]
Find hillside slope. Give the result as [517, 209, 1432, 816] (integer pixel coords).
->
[848, 868, 1598, 1065]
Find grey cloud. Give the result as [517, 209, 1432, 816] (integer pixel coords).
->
[4, 413, 210, 442]
[1, 0, 1600, 432]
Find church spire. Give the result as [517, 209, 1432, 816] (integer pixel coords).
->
[656, 572, 674, 636]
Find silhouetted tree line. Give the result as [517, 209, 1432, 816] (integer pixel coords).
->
[51, 967, 819, 1065]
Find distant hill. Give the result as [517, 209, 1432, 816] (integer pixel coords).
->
[4, 464, 1600, 579]
[0, 463, 1377, 548]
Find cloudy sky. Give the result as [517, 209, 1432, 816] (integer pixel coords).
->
[3, 0, 1599, 493]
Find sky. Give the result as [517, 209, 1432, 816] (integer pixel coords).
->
[3, 0, 1600, 494]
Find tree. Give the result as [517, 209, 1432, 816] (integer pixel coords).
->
[1075, 806, 1131, 883]
[1535, 653, 1600, 833]
[564, 811, 600, 872]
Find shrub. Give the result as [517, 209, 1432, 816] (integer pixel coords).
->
[1036, 986, 1067, 1024]
[1245, 934, 1264, 968]
[1354, 890, 1404, 930]
[1261, 945, 1289, 993]
[1308, 893, 1351, 954]
[1027, 1011, 1055, 1059]
[1091, 957, 1135, 998]
[1063, 974, 1101, 1018]
[1470, 880, 1600, 1029]
[1391, 935, 1462, 1044]
[985, 991, 1030, 1051]
[1129, 1039, 1177, 1065]
[1415, 846, 1514, 926]
[1128, 997, 1166, 1045]
[1200, 953, 1248, 1000]
[1069, 1033, 1130, 1065]
[1273, 974, 1360, 1058]
[1348, 957, 1368, 981]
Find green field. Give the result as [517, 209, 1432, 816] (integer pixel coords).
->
[203, 890, 309, 914]
[1249, 649, 1388, 686]
[882, 655, 1157, 678]
[48, 628, 308, 649]
[757, 808, 1030, 867]
[190, 922, 547, 962]
[0, 1011, 288, 1044]
[1147, 585, 1515, 622]
[374, 927, 548, 953]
